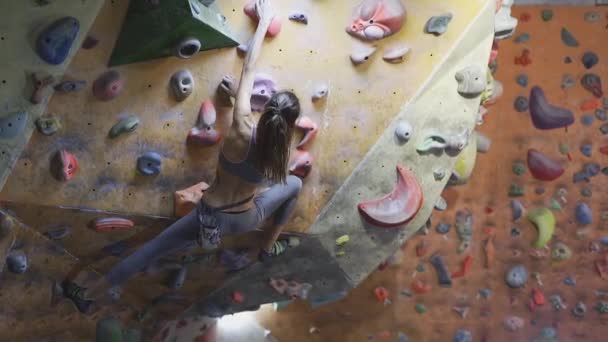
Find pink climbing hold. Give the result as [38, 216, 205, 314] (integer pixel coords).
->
[93, 217, 134, 232]
[244, 0, 282, 37]
[358, 166, 423, 228]
[51, 149, 78, 182]
[93, 70, 123, 101]
[346, 0, 406, 41]
[187, 100, 222, 147]
[527, 149, 564, 181]
[295, 116, 318, 151]
[289, 150, 313, 178]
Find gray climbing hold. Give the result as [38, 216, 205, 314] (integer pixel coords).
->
[434, 196, 447, 211]
[582, 52, 599, 69]
[6, 249, 28, 274]
[572, 301, 587, 317]
[584, 11, 600, 22]
[455, 65, 485, 97]
[0, 111, 28, 140]
[516, 74, 528, 87]
[167, 267, 187, 289]
[575, 202, 592, 225]
[136, 152, 162, 176]
[476, 132, 491, 153]
[424, 13, 453, 36]
[581, 185, 593, 197]
[514, 33, 530, 43]
[36, 17, 80, 65]
[109, 116, 139, 138]
[453, 329, 472, 342]
[288, 12, 308, 25]
[505, 264, 528, 288]
[580, 143, 593, 157]
[561, 74, 575, 89]
[561, 27, 579, 47]
[436, 223, 451, 234]
[394, 120, 413, 144]
[174, 37, 201, 59]
[514, 96, 528, 112]
[55, 80, 86, 93]
[479, 288, 492, 299]
[170, 69, 194, 102]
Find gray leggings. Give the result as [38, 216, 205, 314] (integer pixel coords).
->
[105, 176, 302, 286]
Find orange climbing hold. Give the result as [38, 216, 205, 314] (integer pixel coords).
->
[358, 166, 423, 228]
[529, 288, 546, 311]
[415, 239, 430, 257]
[514, 49, 532, 66]
[484, 237, 495, 268]
[411, 279, 431, 294]
[374, 286, 390, 302]
[580, 97, 601, 111]
[451, 255, 472, 278]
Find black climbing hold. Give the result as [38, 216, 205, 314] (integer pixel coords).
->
[55, 80, 87, 93]
[561, 28, 579, 47]
[6, 249, 28, 274]
[136, 152, 162, 176]
[541, 9, 553, 21]
[514, 96, 529, 112]
[167, 267, 187, 289]
[0, 111, 28, 139]
[582, 52, 599, 69]
[44, 227, 70, 240]
[36, 17, 80, 65]
[511, 228, 521, 237]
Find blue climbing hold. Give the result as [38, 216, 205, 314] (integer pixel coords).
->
[584, 163, 601, 177]
[397, 332, 409, 342]
[514, 33, 530, 43]
[514, 96, 529, 112]
[580, 144, 593, 157]
[573, 171, 589, 183]
[479, 288, 492, 299]
[582, 51, 599, 69]
[516, 74, 528, 87]
[581, 115, 594, 126]
[136, 152, 162, 176]
[436, 222, 451, 234]
[453, 329, 472, 342]
[36, 17, 80, 65]
[575, 202, 592, 225]
[563, 276, 576, 286]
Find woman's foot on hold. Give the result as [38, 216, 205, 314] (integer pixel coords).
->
[62, 280, 93, 314]
[258, 240, 289, 262]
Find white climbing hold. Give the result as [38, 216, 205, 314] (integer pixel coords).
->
[455, 65, 486, 97]
[394, 120, 413, 144]
[476, 131, 492, 153]
[350, 45, 377, 65]
[383, 44, 411, 64]
[312, 84, 329, 102]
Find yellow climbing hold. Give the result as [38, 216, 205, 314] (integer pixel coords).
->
[336, 235, 350, 246]
[527, 208, 555, 248]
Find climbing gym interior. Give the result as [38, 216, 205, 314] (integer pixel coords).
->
[0, 0, 607, 341]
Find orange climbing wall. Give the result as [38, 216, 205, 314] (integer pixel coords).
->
[243, 5, 608, 342]
[0, 0, 485, 232]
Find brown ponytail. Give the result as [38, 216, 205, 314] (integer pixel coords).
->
[255, 91, 301, 184]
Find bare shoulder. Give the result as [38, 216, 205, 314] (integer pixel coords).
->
[222, 115, 255, 161]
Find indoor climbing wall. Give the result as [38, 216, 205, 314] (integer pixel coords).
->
[240, 5, 608, 342]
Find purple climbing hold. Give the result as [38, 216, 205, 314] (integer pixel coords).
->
[55, 80, 87, 93]
[36, 17, 80, 65]
[6, 250, 28, 274]
[573, 171, 589, 183]
[93, 70, 124, 101]
[511, 199, 524, 221]
[582, 52, 599, 69]
[580, 144, 593, 157]
[514, 96, 529, 112]
[251, 74, 277, 113]
[575, 202, 592, 225]
[581, 74, 603, 98]
[288, 12, 308, 24]
[583, 163, 601, 177]
[529, 86, 574, 129]
[430, 254, 452, 287]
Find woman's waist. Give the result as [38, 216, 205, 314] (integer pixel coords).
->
[201, 189, 256, 213]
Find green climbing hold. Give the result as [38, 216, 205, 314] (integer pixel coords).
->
[558, 142, 570, 155]
[416, 264, 426, 272]
[528, 208, 555, 248]
[561, 27, 579, 47]
[109, 116, 140, 139]
[541, 9, 553, 21]
[415, 303, 427, 314]
[512, 161, 526, 176]
[550, 199, 562, 211]
[597, 301, 608, 314]
[96, 317, 124, 342]
[509, 184, 524, 197]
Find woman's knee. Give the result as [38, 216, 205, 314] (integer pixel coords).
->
[286, 175, 303, 196]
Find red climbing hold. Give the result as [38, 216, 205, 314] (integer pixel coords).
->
[530, 288, 545, 309]
[451, 255, 472, 278]
[51, 149, 78, 182]
[187, 100, 223, 147]
[358, 166, 423, 228]
[374, 286, 390, 302]
[527, 149, 565, 181]
[519, 13, 531, 22]
[596, 254, 608, 279]
[600, 145, 608, 155]
[411, 279, 431, 294]
[93, 217, 134, 232]
[295, 116, 318, 151]
[514, 49, 532, 66]
[580, 98, 601, 111]
[288, 150, 313, 178]
[244, 0, 282, 37]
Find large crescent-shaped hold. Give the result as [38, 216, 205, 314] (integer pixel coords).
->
[357, 165, 423, 228]
[288, 150, 313, 178]
[529, 86, 574, 130]
[187, 100, 222, 147]
[347, 0, 406, 41]
[295, 116, 318, 150]
[51, 149, 79, 182]
[244, 0, 282, 37]
[527, 208, 555, 248]
[93, 217, 134, 232]
[527, 149, 564, 181]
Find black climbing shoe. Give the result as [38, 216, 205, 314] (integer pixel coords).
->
[258, 240, 289, 262]
[62, 280, 93, 314]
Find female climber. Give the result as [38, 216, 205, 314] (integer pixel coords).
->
[63, 0, 303, 313]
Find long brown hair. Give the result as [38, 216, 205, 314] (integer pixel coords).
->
[255, 91, 301, 184]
